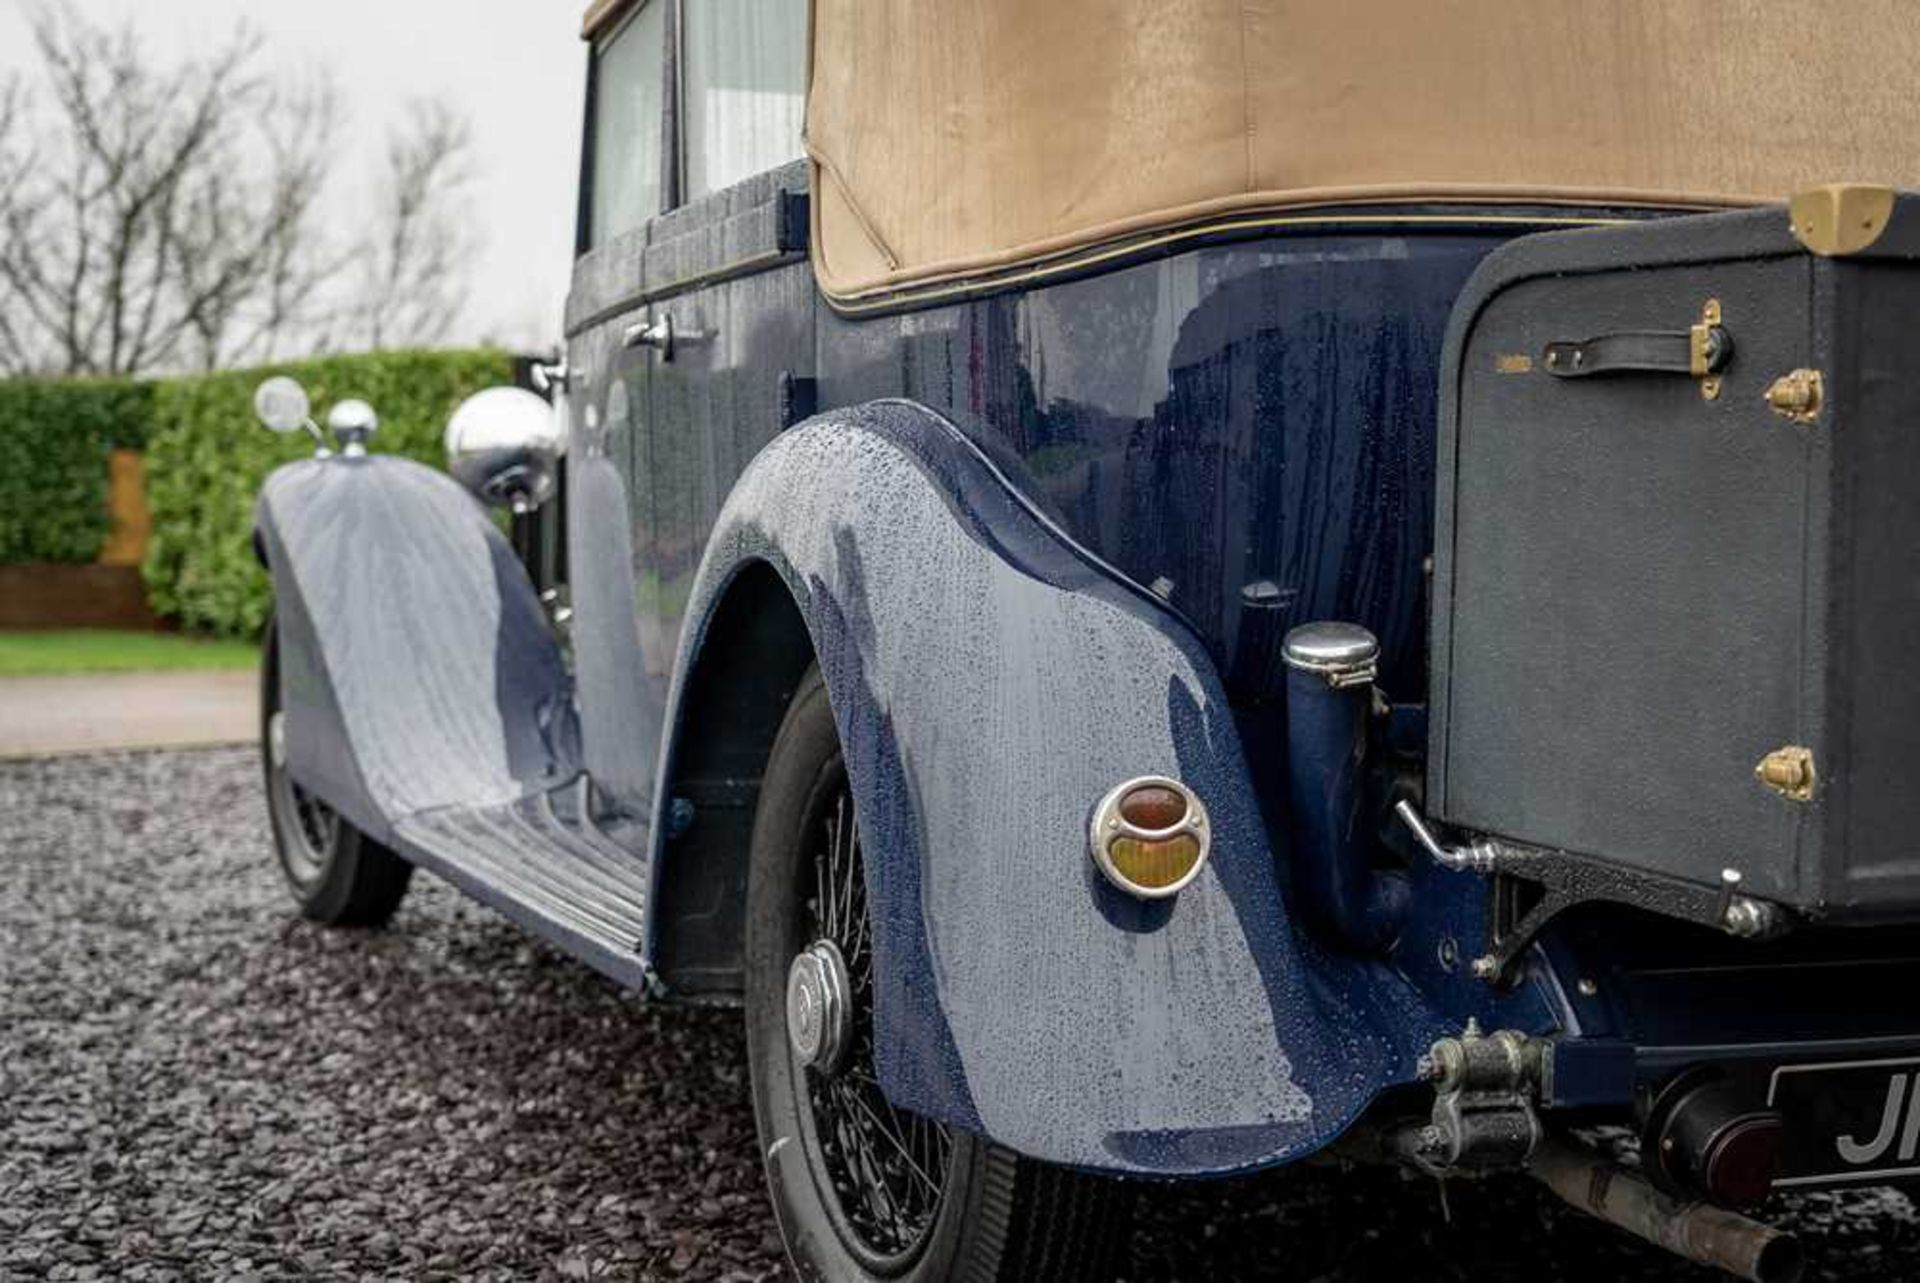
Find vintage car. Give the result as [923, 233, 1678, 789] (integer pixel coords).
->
[250, 2, 1920, 1279]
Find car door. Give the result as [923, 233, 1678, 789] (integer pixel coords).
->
[563, 0, 671, 822]
[640, 0, 811, 657]
[563, 0, 810, 830]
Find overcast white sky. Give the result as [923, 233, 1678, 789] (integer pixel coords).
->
[0, 0, 587, 353]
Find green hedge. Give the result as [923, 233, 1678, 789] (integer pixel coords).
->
[142, 349, 515, 638]
[0, 379, 155, 564]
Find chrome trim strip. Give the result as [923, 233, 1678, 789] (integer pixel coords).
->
[824, 210, 1638, 316]
[566, 246, 801, 337]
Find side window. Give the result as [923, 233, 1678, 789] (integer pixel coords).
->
[589, 0, 668, 248]
[681, 0, 807, 201]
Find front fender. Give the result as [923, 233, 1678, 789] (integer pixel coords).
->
[254, 454, 579, 842]
[654, 400, 1547, 1176]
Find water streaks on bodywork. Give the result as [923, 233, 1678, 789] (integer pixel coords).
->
[655, 400, 1552, 1174]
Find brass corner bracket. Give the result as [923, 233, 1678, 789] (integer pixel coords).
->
[1755, 745, 1817, 802]
[1789, 184, 1896, 257]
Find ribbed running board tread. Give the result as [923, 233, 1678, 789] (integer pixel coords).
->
[391, 783, 652, 991]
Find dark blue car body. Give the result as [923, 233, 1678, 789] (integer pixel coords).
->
[253, 48, 1920, 1280]
[558, 178, 1578, 1174]
[259, 161, 1920, 1184]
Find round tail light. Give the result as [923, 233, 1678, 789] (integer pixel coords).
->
[1090, 776, 1211, 897]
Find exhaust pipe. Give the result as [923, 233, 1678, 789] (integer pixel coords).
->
[1531, 1138, 1804, 1283]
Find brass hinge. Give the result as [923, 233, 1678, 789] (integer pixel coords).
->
[1789, 184, 1896, 257]
[1765, 368, 1824, 423]
[1755, 745, 1817, 802]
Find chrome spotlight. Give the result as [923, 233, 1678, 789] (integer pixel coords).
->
[444, 386, 566, 513]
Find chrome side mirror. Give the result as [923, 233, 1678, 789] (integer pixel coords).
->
[253, 376, 331, 457]
[445, 386, 565, 513]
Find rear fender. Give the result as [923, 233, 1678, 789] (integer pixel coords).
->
[651, 399, 1554, 1176]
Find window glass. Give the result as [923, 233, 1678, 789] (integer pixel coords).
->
[682, 0, 807, 200]
[590, 1, 667, 247]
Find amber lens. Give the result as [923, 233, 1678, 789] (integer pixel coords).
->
[1106, 833, 1202, 889]
[1117, 785, 1187, 830]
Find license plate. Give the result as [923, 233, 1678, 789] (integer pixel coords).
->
[1768, 1057, 1920, 1188]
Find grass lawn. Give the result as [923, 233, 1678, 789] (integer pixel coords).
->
[0, 630, 259, 676]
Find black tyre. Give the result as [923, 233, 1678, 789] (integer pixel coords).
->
[260, 613, 411, 926]
[746, 666, 1129, 1282]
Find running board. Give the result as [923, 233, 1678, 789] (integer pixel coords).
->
[390, 780, 654, 993]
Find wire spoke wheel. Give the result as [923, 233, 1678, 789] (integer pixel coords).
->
[265, 708, 339, 885]
[258, 611, 410, 926]
[794, 783, 952, 1266]
[750, 668, 1123, 1281]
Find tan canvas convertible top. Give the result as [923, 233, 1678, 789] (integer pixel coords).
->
[804, 1, 1920, 302]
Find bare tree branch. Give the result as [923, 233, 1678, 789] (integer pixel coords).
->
[349, 96, 477, 351]
[0, 74, 38, 376]
[219, 77, 347, 366]
[0, 2, 343, 375]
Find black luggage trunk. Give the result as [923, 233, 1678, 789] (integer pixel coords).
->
[1430, 187, 1920, 921]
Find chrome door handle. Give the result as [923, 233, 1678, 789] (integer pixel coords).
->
[622, 315, 673, 359]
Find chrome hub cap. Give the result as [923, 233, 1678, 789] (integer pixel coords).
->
[787, 939, 851, 1076]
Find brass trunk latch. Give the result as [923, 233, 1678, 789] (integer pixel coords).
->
[1765, 368, 1824, 423]
[1755, 746, 1817, 802]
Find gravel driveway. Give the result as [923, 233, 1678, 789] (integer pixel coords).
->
[3, 748, 1914, 1281]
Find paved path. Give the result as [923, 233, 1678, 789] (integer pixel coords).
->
[0, 670, 257, 758]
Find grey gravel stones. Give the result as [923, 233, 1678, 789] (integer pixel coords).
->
[1, 749, 781, 1281]
[2, 748, 1913, 1280]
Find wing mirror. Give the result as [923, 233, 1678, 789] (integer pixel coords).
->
[252, 377, 380, 458]
[444, 386, 566, 513]
[253, 376, 331, 457]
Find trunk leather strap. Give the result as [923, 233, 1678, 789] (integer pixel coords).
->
[1543, 324, 1732, 379]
